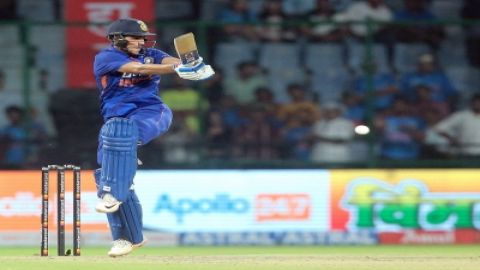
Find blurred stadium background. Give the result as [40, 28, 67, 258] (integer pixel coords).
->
[1, 0, 480, 251]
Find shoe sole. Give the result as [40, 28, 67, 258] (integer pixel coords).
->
[133, 238, 147, 249]
[107, 238, 145, 257]
[108, 249, 132, 258]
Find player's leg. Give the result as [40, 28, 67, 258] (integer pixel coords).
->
[96, 169, 143, 256]
[106, 190, 144, 257]
[128, 103, 173, 145]
[94, 169, 123, 240]
[95, 117, 139, 213]
[117, 190, 144, 244]
[96, 105, 172, 255]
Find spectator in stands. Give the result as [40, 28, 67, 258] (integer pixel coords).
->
[277, 84, 318, 126]
[217, 95, 245, 130]
[205, 110, 232, 159]
[310, 102, 355, 163]
[217, 0, 259, 41]
[258, 0, 296, 42]
[279, 111, 312, 160]
[337, 0, 393, 40]
[301, 0, 349, 42]
[224, 61, 267, 105]
[394, 0, 445, 48]
[376, 97, 425, 159]
[0, 105, 28, 168]
[412, 84, 450, 121]
[434, 94, 480, 157]
[400, 53, 457, 109]
[235, 104, 280, 159]
[24, 107, 48, 166]
[354, 61, 399, 112]
[419, 107, 450, 159]
[202, 68, 224, 109]
[251, 87, 281, 126]
[160, 76, 207, 135]
[341, 91, 365, 125]
[155, 116, 199, 163]
[461, 0, 480, 67]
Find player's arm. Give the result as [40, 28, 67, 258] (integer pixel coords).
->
[117, 59, 180, 75]
[161, 57, 182, 65]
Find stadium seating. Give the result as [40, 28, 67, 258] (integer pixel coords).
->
[348, 42, 390, 74]
[0, 67, 23, 93]
[0, 25, 19, 46]
[438, 42, 468, 68]
[431, 0, 462, 19]
[259, 43, 301, 71]
[30, 25, 65, 54]
[266, 68, 306, 103]
[201, 0, 229, 20]
[155, 0, 194, 20]
[29, 25, 65, 93]
[0, 47, 24, 70]
[17, 0, 55, 22]
[214, 42, 257, 77]
[393, 43, 432, 72]
[310, 67, 351, 102]
[305, 43, 345, 73]
[446, 66, 480, 105]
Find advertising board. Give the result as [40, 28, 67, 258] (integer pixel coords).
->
[135, 170, 331, 232]
[330, 170, 480, 244]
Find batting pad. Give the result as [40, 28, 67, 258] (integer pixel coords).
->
[100, 117, 138, 202]
[118, 190, 144, 244]
[106, 190, 144, 244]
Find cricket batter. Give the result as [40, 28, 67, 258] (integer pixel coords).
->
[93, 18, 214, 257]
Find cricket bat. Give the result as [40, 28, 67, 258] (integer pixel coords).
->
[174, 32, 200, 65]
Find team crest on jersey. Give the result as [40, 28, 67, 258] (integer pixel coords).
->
[138, 20, 148, 32]
[144, 57, 154, 64]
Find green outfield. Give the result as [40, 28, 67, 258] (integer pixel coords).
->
[0, 245, 479, 270]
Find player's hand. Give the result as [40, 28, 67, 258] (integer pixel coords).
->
[175, 58, 215, 81]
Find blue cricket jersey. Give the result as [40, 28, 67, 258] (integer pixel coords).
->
[93, 46, 171, 120]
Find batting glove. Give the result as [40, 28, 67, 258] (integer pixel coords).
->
[175, 57, 215, 81]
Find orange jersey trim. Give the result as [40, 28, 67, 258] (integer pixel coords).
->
[101, 75, 108, 89]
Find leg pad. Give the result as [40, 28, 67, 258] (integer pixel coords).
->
[98, 118, 138, 201]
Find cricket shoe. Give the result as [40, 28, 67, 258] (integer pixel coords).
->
[133, 237, 147, 249]
[95, 193, 122, 213]
[108, 239, 133, 257]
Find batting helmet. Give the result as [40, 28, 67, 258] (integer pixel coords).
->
[106, 18, 156, 51]
[106, 18, 155, 38]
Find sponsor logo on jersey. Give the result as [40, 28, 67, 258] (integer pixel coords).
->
[119, 72, 151, 87]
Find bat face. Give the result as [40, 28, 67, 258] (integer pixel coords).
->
[174, 32, 200, 65]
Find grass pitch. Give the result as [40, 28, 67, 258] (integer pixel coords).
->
[0, 245, 479, 270]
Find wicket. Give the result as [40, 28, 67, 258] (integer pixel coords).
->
[41, 165, 81, 256]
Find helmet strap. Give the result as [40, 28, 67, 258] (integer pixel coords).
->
[110, 34, 153, 56]
[111, 34, 129, 51]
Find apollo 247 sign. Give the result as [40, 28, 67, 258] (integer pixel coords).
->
[341, 179, 480, 231]
[134, 170, 331, 232]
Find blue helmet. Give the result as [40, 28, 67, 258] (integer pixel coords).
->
[106, 18, 156, 51]
[106, 18, 155, 38]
